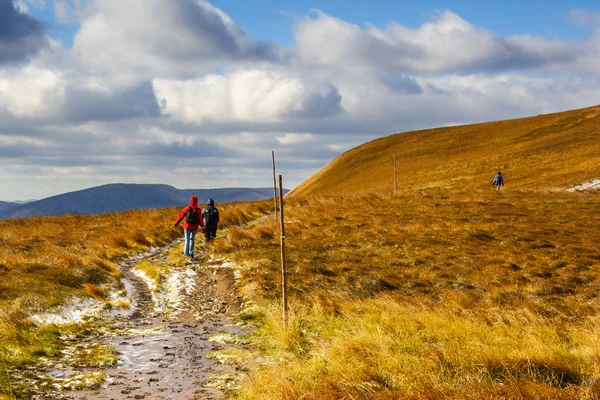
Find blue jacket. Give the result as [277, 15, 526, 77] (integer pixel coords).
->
[492, 174, 504, 185]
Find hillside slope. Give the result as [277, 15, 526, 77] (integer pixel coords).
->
[290, 105, 600, 197]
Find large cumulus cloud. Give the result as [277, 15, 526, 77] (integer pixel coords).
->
[294, 10, 581, 73]
[154, 68, 343, 124]
[0, 65, 161, 121]
[72, 0, 283, 79]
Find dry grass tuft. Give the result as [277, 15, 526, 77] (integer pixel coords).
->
[82, 283, 106, 300]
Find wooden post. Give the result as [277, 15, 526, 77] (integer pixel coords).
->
[272, 151, 278, 218]
[278, 174, 288, 327]
[394, 154, 397, 195]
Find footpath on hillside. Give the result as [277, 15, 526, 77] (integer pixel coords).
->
[13, 240, 249, 400]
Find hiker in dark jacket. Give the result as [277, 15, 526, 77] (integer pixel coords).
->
[174, 196, 204, 258]
[492, 171, 505, 190]
[202, 198, 220, 242]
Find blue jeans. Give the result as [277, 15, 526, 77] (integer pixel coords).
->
[184, 229, 197, 256]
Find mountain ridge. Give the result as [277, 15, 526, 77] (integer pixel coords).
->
[0, 183, 284, 220]
[0, 201, 20, 212]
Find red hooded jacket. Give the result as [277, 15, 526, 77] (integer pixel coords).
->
[175, 196, 205, 231]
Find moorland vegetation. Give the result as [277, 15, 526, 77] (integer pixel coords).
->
[207, 190, 600, 399]
[201, 105, 600, 399]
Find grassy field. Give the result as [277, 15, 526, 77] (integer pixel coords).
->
[0, 201, 271, 399]
[203, 189, 600, 399]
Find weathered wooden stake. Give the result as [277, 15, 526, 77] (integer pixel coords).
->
[272, 151, 278, 218]
[394, 153, 397, 195]
[278, 174, 288, 327]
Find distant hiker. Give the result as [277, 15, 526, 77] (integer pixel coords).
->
[174, 196, 205, 258]
[202, 198, 220, 242]
[492, 171, 505, 190]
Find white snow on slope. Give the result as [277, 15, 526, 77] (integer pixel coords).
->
[30, 297, 102, 325]
[29, 282, 135, 325]
[133, 266, 198, 318]
[568, 179, 600, 192]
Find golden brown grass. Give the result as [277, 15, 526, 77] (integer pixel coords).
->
[0, 199, 272, 398]
[290, 104, 600, 197]
[204, 190, 600, 399]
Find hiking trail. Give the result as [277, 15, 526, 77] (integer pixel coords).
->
[16, 240, 250, 400]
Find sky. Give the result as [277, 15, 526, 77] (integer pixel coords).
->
[1, 0, 600, 201]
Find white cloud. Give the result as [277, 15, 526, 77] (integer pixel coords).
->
[53, 0, 84, 23]
[294, 9, 581, 73]
[0, 65, 65, 119]
[277, 133, 317, 145]
[153, 68, 343, 124]
[72, 0, 282, 80]
[0, 63, 160, 122]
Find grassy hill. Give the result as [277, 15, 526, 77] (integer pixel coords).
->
[290, 104, 600, 197]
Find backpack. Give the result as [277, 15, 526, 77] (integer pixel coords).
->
[186, 208, 200, 225]
[204, 206, 218, 226]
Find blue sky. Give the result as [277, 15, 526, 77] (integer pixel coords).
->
[225, 0, 597, 42]
[1, 0, 599, 201]
[28, 0, 599, 48]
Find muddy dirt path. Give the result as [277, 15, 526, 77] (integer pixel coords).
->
[29, 243, 248, 400]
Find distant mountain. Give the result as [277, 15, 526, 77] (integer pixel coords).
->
[0, 184, 285, 220]
[0, 201, 20, 212]
[12, 199, 37, 204]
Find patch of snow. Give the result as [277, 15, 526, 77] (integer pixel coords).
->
[163, 268, 198, 317]
[568, 179, 600, 192]
[104, 279, 135, 318]
[183, 268, 197, 296]
[30, 297, 102, 325]
[133, 266, 198, 318]
[164, 271, 182, 312]
[27, 244, 177, 326]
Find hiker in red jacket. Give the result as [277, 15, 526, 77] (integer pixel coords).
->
[174, 196, 205, 258]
